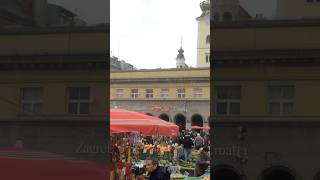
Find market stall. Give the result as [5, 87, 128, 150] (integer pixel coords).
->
[190, 126, 210, 131]
[110, 108, 210, 179]
[0, 147, 106, 180]
[110, 108, 179, 136]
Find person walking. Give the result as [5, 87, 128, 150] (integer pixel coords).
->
[194, 133, 204, 150]
[182, 133, 194, 162]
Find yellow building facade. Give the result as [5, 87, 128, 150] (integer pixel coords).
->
[110, 68, 210, 130]
[211, 20, 320, 179]
[0, 27, 108, 120]
[196, 0, 210, 68]
[0, 27, 108, 163]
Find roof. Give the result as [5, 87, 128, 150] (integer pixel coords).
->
[0, 8, 35, 26]
[212, 49, 320, 66]
[239, 4, 252, 18]
[213, 18, 320, 29]
[0, 25, 109, 35]
[48, 3, 76, 17]
[110, 67, 209, 73]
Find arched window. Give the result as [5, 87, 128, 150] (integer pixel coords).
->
[159, 113, 170, 122]
[174, 114, 186, 131]
[191, 114, 203, 127]
[206, 35, 210, 44]
[213, 165, 242, 180]
[260, 166, 297, 180]
[223, 12, 233, 22]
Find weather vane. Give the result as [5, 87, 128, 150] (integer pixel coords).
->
[180, 36, 183, 48]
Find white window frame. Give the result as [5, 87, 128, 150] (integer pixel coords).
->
[116, 89, 124, 99]
[145, 89, 154, 99]
[268, 86, 294, 116]
[193, 88, 203, 99]
[20, 87, 43, 115]
[215, 86, 241, 115]
[160, 88, 169, 99]
[67, 87, 91, 115]
[131, 89, 139, 99]
[177, 88, 186, 99]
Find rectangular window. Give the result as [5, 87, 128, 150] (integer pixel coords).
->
[131, 89, 139, 99]
[20, 88, 43, 115]
[268, 86, 294, 116]
[193, 88, 203, 99]
[145, 89, 153, 99]
[161, 88, 169, 99]
[215, 86, 240, 115]
[67, 87, 90, 115]
[116, 89, 124, 99]
[177, 88, 186, 99]
[205, 54, 210, 63]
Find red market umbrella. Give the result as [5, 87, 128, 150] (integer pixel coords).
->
[110, 108, 179, 136]
[0, 147, 106, 180]
[191, 125, 210, 131]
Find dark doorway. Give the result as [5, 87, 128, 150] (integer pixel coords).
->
[213, 165, 242, 180]
[191, 114, 203, 127]
[174, 114, 186, 131]
[261, 167, 296, 180]
[159, 113, 170, 122]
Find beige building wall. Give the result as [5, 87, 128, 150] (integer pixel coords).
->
[197, 15, 210, 67]
[111, 68, 210, 101]
[0, 69, 107, 120]
[212, 24, 320, 51]
[110, 68, 210, 128]
[0, 31, 109, 55]
[212, 66, 320, 118]
[110, 68, 210, 79]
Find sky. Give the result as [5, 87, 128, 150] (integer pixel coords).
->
[240, 0, 277, 18]
[110, 0, 202, 69]
[48, 0, 277, 69]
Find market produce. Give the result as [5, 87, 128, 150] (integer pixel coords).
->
[170, 173, 186, 179]
[191, 149, 200, 161]
[202, 175, 210, 180]
[179, 160, 195, 168]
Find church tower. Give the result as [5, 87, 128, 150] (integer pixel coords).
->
[196, 0, 210, 68]
[176, 38, 188, 69]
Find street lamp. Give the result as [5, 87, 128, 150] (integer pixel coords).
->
[236, 126, 248, 180]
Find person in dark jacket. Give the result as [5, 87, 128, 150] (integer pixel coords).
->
[182, 133, 194, 162]
[145, 157, 170, 180]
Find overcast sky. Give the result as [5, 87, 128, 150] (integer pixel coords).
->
[240, 0, 277, 18]
[48, 0, 277, 69]
[110, 0, 202, 69]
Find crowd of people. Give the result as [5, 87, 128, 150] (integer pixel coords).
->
[139, 129, 210, 179]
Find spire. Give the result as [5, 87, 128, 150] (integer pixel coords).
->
[176, 36, 187, 68]
[177, 36, 185, 59]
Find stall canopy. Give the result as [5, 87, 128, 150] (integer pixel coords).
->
[110, 108, 179, 136]
[191, 125, 210, 131]
[0, 147, 106, 180]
